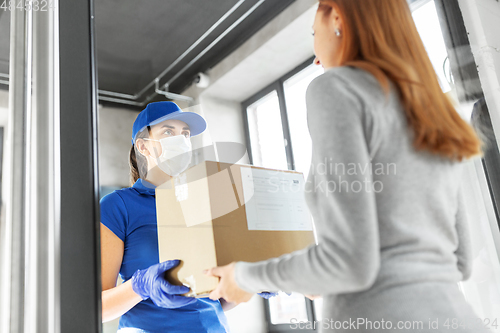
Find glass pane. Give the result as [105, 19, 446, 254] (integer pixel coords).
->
[412, 0, 451, 92]
[458, 118, 500, 325]
[246, 90, 288, 170]
[268, 292, 309, 325]
[283, 64, 324, 179]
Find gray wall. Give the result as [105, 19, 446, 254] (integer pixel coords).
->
[98, 105, 139, 188]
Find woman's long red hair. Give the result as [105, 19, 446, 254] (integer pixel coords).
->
[319, 0, 481, 161]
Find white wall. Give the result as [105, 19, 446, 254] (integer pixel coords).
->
[198, 96, 250, 165]
[183, 0, 317, 103]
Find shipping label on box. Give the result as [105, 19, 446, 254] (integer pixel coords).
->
[240, 167, 313, 231]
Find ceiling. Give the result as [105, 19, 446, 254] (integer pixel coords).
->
[0, 0, 296, 109]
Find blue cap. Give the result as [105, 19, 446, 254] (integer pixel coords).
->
[131, 101, 207, 144]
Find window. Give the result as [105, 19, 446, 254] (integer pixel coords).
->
[283, 64, 324, 179]
[242, 56, 323, 174]
[411, 0, 451, 93]
[246, 90, 288, 170]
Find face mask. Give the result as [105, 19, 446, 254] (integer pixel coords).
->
[145, 135, 192, 177]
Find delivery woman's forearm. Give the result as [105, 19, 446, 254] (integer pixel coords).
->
[102, 279, 143, 322]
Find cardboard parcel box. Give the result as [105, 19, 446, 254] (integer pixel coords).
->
[156, 160, 315, 297]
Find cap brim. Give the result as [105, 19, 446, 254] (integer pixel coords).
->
[148, 111, 207, 136]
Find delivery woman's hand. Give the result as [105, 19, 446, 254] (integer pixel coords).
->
[131, 260, 197, 309]
[205, 262, 253, 304]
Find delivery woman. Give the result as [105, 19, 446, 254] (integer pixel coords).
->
[207, 0, 488, 332]
[100, 101, 231, 332]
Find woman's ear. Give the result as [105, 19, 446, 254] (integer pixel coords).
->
[330, 6, 343, 33]
[135, 138, 150, 157]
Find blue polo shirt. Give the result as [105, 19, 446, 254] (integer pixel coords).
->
[100, 178, 229, 333]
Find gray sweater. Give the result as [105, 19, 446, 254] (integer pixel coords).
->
[235, 66, 472, 301]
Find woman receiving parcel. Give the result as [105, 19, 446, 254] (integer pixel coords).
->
[99, 101, 231, 332]
[207, 0, 487, 332]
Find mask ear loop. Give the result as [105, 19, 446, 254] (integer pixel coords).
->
[146, 125, 160, 157]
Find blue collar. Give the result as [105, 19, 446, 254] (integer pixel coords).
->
[132, 178, 156, 196]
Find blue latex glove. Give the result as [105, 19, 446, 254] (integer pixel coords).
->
[258, 292, 279, 299]
[131, 260, 197, 309]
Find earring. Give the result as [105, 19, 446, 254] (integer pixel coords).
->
[335, 28, 341, 37]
